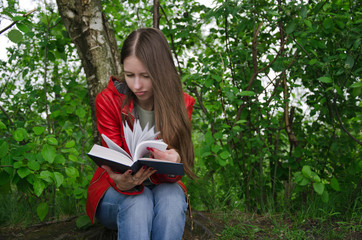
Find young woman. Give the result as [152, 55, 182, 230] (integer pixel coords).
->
[86, 28, 195, 240]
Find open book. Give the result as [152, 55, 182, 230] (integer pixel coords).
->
[87, 120, 184, 175]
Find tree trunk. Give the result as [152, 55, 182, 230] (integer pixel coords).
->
[56, 0, 122, 144]
[153, 0, 160, 29]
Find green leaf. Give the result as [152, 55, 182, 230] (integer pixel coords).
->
[34, 178, 46, 197]
[220, 151, 230, 160]
[47, 52, 55, 61]
[205, 78, 213, 88]
[13, 128, 27, 142]
[22, 68, 29, 78]
[54, 154, 66, 165]
[304, 19, 312, 28]
[345, 56, 354, 69]
[65, 140, 76, 148]
[330, 177, 341, 191]
[0, 121, 7, 130]
[236, 120, 247, 124]
[204, 131, 213, 144]
[47, 137, 58, 146]
[350, 81, 362, 88]
[299, 177, 310, 186]
[40, 171, 53, 183]
[310, 172, 321, 183]
[317, 76, 332, 83]
[33, 126, 45, 135]
[302, 165, 312, 178]
[212, 75, 222, 82]
[11, 16, 25, 21]
[37, 202, 49, 221]
[16, 22, 29, 33]
[321, 189, 329, 203]
[76, 215, 91, 229]
[211, 144, 221, 153]
[28, 160, 40, 171]
[323, 18, 333, 30]
[308, 59, 318, 65]
[313, 182, 324, 195]
[41, 144, 56, 163]
[218, 158, 227, 167]
[286, 21, 296, 34]
[300, 5, 307, 19]
[65, 167, 79, 178]
[240, 91, 255, 96]
[214, 132, 223, 140]
[68, 154, 78, 162]
[0, 142, 9, 158]
[13, 161, 24, 168]
[8, 29, 23, 43]
[53, 172, 64, 188]
[17, 167, 31, 178]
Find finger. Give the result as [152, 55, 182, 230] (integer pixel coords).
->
[149, 148, 168, 160]
[139, 169, 157, 182]
[138, 167, 155, 180]
[129, 166, 147, 183]
[148, 169, 158, 177]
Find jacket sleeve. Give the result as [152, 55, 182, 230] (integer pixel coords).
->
[150, 93, 195, 184]
[95, 90, 143, 195]
[95, 91, 124, 148]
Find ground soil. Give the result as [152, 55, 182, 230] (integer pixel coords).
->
[0, 211, 220, 240]
[0, 211, 360, 240]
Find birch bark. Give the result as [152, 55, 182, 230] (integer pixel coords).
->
[56, 0, 122, 143]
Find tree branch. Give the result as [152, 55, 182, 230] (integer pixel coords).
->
[0, 9, 37, 35]
[160, 6, 183, 76]
[153, 0, 160, 29]
[334, 101, 362, 145]
[187, 86, 209, 117]
[246, 22, 263, 91]
[0, 101, 13, 125]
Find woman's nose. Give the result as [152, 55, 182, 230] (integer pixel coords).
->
[133, 77, 142, 89]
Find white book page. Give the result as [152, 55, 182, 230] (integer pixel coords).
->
[139, 124, 160, 144]
[101, 134, 131, 159]
[131, 120, 143, 157]
[123, 121, 134, 158]
[123, 119, 167, 161]
[89, 144, 133, 166]
[134, 140, 167, 161]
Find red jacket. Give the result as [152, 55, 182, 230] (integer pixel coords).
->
[86, 77, 195, 223]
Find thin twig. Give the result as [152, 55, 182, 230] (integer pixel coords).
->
[153, 0, 160, 29]
[0, 9, 37, 35]
[334, 102, 362, 145]
[160, 6, 183, 76]
[0, 105, 13, 125]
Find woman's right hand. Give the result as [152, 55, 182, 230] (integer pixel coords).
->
[102, 165, 157, 191]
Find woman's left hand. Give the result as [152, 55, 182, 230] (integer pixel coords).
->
[148, 148, 181, 163]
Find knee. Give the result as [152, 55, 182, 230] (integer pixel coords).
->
[119, 187, 154, 216]
[153, 184, 187, 214]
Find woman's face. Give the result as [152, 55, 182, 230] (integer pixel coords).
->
[123, 55, 154, 111]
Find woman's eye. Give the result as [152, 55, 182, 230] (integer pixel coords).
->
[125, 74, 134, 77]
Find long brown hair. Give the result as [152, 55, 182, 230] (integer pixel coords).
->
[120, 28, 195, 178]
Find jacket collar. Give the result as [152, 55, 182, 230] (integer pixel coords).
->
[107, 76, 135, 119]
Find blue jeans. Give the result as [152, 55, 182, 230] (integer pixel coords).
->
[96, 183, 187, 240]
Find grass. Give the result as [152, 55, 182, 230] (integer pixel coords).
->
[0, 190, 81, 228]
[0, 190, 361, 239]
[205, 209, 362, 240]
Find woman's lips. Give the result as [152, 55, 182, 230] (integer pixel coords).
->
[135, 91, 146, 96]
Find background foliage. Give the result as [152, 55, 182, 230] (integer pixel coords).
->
[0, 0, 361, 230]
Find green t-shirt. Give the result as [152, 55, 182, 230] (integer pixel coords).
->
[134, 103, 155, 131]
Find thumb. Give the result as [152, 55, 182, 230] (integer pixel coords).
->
[102, 165, 115, 176]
